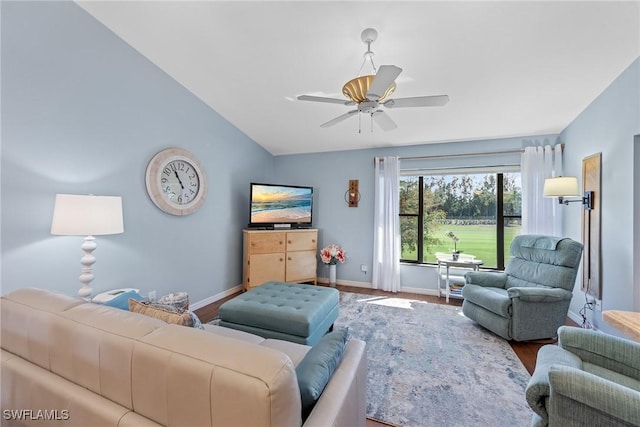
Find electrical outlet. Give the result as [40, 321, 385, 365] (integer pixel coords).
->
[595, 299, 602, 311]
[360, 264, 368, 273]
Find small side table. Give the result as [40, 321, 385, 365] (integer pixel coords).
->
[602, 310, 640, 342]
[437, 257, 483, 303]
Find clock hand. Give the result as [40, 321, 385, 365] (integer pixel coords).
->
[174, 171, 185, 189]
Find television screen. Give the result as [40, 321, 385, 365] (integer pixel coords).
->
[250, 183, 313, 226]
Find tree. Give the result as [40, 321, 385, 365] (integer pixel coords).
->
[400, 177, 446, 259]
[399, 178, 419, 258]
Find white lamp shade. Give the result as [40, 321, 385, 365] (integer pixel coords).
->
[51, 194, 124, 236]
[543, 176, 580, 198]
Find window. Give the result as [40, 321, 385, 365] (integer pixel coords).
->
[400, 172, 521, 269]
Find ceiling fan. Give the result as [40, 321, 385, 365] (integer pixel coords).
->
[297, 28, 449, 132]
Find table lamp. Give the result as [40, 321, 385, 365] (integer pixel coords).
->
[51, 194, 124, 298]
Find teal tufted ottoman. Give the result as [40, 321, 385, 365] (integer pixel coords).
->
[219, 281, 339, 345]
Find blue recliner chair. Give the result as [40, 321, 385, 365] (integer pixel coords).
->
[526, 326, 640, 426]
[462, 235, 583, 341]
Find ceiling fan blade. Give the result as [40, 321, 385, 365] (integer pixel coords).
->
[372, 110, 398, 131]
[383, 95, 450, 108]
[297, 95, 354, 106]
[320, 110, 359, 128]
[366, 65, 402, 101]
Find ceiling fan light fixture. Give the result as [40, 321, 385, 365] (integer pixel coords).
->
[297, 27, 449, 132]
[342, 75, 396, 103]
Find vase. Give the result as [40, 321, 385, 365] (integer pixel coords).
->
[329, 264, 337, 287]
[452, 252, 459, 261]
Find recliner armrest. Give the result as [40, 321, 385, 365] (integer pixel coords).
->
[558, 326, 640, 380]
[464, 271, 507, 288]
[549, 365, 640, 426]
[507, 286, 573, 302]
[526, 344, 583, 423]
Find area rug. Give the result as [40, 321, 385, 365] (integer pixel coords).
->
[333, 292, 533, 427]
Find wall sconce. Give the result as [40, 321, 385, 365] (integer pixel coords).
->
[51, 194, 124, 298]
[344, 179, 360, 207]
[543, 176, 593, 210]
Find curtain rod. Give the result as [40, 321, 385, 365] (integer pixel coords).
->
[374, 144, 563, 164]
[400, 149, 524, 161]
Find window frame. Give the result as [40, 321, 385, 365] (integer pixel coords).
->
[400, 171, 521, 270]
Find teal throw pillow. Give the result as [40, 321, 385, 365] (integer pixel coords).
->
[296, 328, 349, 420]
[103, 290, 144, 310]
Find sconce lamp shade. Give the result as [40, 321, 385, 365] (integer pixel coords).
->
[51, 194, 124, 236]
[543, 176, 580, 198]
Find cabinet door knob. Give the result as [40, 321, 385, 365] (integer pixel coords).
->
[312, 239, 316, 243]
[288, 257, 292, 261]
[280, 258, 284, 262]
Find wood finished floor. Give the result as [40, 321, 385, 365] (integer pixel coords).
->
[194, 284, 577, 427]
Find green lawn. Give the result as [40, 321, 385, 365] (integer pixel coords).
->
[402, 224, 521, 268]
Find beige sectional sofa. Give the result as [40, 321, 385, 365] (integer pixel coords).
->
[0, 288, 367, 427]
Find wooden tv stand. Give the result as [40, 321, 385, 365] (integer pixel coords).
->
[242, 229, 318, 291]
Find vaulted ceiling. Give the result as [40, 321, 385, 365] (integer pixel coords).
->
[77, 1, 640, 155]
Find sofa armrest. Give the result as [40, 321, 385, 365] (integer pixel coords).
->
[507, 286, 573, 302]
[558, 326, 640, 380]
[548, 365, 640, 426]
[464, 271, 508, 288]
[303, 339, 367, 427]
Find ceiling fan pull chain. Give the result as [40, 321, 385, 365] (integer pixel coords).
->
[358, 112, 362, 134]
[370, 113, 374, 132]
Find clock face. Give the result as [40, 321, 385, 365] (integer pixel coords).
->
[145, 148, 207, 216]
[160, 159, 200, 205]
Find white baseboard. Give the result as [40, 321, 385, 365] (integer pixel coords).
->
[567, 309, 582, 327]
[399, 287, 440, 297]
[192, 281, 581, 335]
[317, 276, 372, 288]
[318, 276, 440, 297]
[189, 284, 243, 311]
[567, 309, 599, 330]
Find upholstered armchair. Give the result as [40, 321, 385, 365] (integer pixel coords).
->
[526, 326, 640, 427]
[462, 235, 583, 341]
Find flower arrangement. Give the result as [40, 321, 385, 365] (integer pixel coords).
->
[321, 244, 347, 265]
[446, 231, 461, 253]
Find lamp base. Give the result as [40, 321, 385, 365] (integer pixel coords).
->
[79, 236, 96, 299]
[78, 285, 93, 300]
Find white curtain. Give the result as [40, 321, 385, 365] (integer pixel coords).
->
[372, 156, 401, 293]
[521, 144, 564, 236]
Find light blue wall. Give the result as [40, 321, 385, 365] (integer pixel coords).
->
[3, 1, 638, 322]
[1, 2, 274, 301]
[560, 57, 640, 331]
[273, 136, 558, 292]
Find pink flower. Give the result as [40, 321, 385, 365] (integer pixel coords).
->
[321, 244, 347, 265]
[320, 248, 332, 264]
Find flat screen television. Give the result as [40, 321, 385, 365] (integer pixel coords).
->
[248, 183, 313, 228]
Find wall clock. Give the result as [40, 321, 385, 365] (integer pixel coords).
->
[145, 147, 207, 216]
